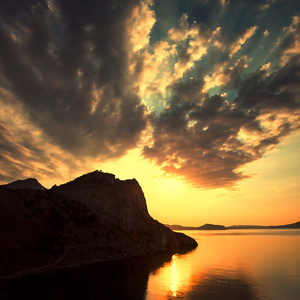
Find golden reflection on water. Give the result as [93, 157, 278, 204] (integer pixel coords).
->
[146, 229, 300, 300]
[170, 255, 178, 297]
[146, 249, 195, 299]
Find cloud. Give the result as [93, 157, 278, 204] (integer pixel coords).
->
[0, 0, 150, 162]
[0, 103, 84, 186]
[277, 16, 300, 65]
[143, 17, 300, 188]
[143, 89, 260, 188]
[168, 13, 190, 42]
[125, 0, 156, 53]
[229, 26, 258, 57]
[168, 14, 213, 80]
[0, 1, 299, 190]
[204, 55, 250, 92]
[233, 0, 276, 11]
[264, 30, 269, 37]
[220, 0, 229, 10]
[260, 62, 270, 71]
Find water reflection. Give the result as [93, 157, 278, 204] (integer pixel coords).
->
[146, 229, 300, 300]
[184, 273, 260, 300]
[147, 253, 261, 300]
[170, 255, 178, 297]
[0, 250, 193, 300]
[1, 230, 300, 299]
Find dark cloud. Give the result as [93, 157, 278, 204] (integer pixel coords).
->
[171, 78, 205, 103]
[143, 50, 300, 188]
[235, 55, 300, 110]
[239, 0, 273, 11]
[0, 0, 148, 160]
[143, 92, 257, 188]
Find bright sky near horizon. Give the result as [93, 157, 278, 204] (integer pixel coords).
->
[0, 0, 299, 226]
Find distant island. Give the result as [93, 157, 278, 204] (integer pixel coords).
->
[166, 224, 226, 230]
[0, 171, 197, 278]
[166, 221, 300, 231]
[226, 221, 300, 230]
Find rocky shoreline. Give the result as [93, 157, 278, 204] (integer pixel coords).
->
[0, 171, 197, 278]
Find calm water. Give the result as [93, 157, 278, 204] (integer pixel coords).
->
[146, 229, 300, 300]
[1, 229, 300, 299]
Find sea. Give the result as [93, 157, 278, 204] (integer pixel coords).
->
[1, 229, 300, 299]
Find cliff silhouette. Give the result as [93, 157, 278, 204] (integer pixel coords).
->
[2, 178, 46, 190]
[0, 171, 197, 278]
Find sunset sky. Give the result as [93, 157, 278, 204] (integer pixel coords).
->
[0, 0, 299, 226]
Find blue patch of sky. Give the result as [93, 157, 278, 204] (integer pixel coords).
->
[190, 59, 209, 79]
[144, 95, 166, 116]
[225, 90, 238, 103]
[216, 0, 300, 73]
[244, 35, 274, 73]
[182, 0, 220, 26]
[217, 0, 299, 36]
[150, 0, 183, 45]
[208, 86, 221, 97]
[150, 0, 223, 46]
[217, 1, 256, 37]
[207, 87, 238, 103]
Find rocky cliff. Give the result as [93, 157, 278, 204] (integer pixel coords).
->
[0, 171, 197, 278]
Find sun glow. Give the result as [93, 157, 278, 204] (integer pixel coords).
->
[160, 178, 184, 194]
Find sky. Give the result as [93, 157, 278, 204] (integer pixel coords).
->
[0, 0, 299, 226]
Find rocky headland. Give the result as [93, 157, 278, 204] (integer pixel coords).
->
[0, 171, 197, 278]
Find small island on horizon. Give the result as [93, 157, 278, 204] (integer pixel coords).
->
[166, 221, 300, 231]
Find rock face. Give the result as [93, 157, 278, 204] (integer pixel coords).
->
[51, 171, 151, 233]
[0, 171, 197, 277]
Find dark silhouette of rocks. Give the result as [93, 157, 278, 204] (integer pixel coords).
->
[0, 171, 197, 278]
[2, 178, 46, 190]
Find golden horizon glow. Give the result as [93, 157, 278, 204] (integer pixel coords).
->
[20, 132, 299, 228]
[95, 133, 300, 227]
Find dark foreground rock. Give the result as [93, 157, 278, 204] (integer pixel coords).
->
[0, 171, 197, 278]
